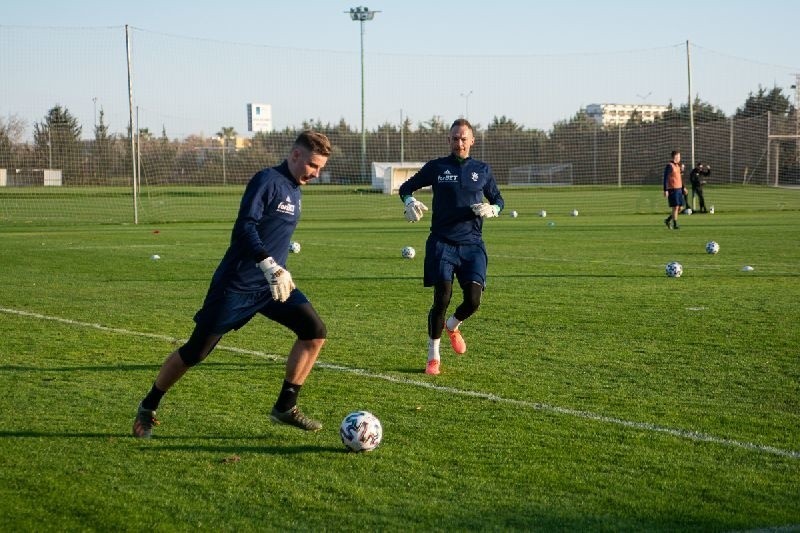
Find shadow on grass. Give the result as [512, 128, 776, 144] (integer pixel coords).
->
[0, 430, 128, 439]
[0, 361, 275, 373]
[392, 367, 438, 375]
[146, 443, 345, 454]
[0, 430, 344, 454]
[0, 430, 273, 440]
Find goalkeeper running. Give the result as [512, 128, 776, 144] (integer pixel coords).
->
[398, 118, 505, 375]
[133, 131, 332, 438]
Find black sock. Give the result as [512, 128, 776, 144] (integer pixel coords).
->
[141, 383, 166, 411]
[274, 380, 301, 412]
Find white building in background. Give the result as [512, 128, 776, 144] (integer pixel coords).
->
[246, 103, 273, 133]
[586, 103, 669, 127]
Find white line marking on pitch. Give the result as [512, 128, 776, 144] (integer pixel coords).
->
[2, 306, 798, 460]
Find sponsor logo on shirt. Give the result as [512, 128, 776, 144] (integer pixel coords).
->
[438, 169, 458, 183]
[277, 195, 296, 215]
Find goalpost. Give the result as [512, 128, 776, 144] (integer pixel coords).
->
[766, 110, 800, 186]
[371, 162, 425, 194]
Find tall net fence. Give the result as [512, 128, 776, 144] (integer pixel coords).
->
[1, 25, 798, 225]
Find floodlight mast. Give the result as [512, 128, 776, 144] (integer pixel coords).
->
[460, 90, 473, 119]
[346, 6, 380, 180]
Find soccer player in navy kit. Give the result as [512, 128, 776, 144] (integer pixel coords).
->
[399, 119, 504, 375]
[133, 131, 331, 438]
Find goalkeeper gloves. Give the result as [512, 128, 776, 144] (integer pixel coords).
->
[471, 203, 500, 218]
[403, 196, 429, 223]
[257, 257, 296, 302]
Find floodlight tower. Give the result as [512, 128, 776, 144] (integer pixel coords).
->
[347, 6, 379, 180]
[460, 90, 473, 119]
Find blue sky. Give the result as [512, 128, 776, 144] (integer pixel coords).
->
[5, 0, 797, 60]
[2, 0, 798, 138]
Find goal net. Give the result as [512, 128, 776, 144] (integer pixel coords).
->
[1, 25, 798, 225]
[509, 164, 573, 186]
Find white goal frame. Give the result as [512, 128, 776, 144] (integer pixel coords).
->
[371, 162, 426, 194]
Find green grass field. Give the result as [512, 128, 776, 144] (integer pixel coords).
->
[1, 187, 799, 531]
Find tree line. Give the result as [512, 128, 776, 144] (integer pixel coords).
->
[0, 86, 796, 186]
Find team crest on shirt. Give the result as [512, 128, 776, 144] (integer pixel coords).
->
[438, 169, 458, 183]
[276, 195, 296, 215]
[471, 172, 479, 181]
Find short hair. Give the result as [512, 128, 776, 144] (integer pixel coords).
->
[450, 118, 474, 135]
[294, 131, 332, 157]
[671, 150, 680, 158]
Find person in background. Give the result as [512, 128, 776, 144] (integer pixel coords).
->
[690, 162, 711, 213]
[663, 150, 686, 229]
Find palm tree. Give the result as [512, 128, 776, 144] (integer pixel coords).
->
[215, 126, 237, 185]
[216, 126, 237, 146]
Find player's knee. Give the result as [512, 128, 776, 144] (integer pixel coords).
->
[310, 321, 327, 341]
[464, 298, 481, 315]
[431, 300, 448, 316]
[177, 330, 220, 367]
[432, 284, 452, 313]
[178, 343, 209, 367]
[468, 298, 481, 314]
[298, 318, 326, 341]
[304, 337, 326, 351]
[464, 283, 483, 313]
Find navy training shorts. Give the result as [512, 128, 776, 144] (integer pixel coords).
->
[193, 287, 312, 335]
[423, 236, 487, 288]
[667, 188, 684, 207]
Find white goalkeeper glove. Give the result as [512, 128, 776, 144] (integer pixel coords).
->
[403, 196, 428, 223]
[257, 257, 295, 303]
[471, 203, 500, 218]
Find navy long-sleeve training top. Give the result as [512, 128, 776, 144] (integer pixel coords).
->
[399, 154, 504, 245]
[209, 161, 300, 293]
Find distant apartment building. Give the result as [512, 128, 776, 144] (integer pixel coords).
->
[586, 103, 669, 127]
[246, 103, 273, 133]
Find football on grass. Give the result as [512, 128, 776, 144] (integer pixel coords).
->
[665, 261, 683, 278]
[401, 246, 416, 259]
[289, 241, 301, 254]
[340, 411, 383, 452]
[705, 241, 720, 255]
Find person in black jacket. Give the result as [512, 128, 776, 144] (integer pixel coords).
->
[690, 162, 711, 213]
